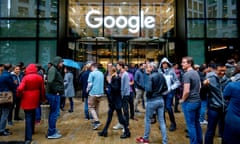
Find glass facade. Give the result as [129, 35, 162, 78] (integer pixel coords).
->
[0, 0, 239, 66]
[187, 0, 239, 64]
[0, 0, 58, 67]
[68, 0, 175, 64]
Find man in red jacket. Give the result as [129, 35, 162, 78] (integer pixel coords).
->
[17, 64, 46, 144]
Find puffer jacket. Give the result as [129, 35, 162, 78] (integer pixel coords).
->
[206, 74, 231, 112]
[46, 56, 64, 95]
[17, 64, 45, 110]
[145, 69, 168, 102]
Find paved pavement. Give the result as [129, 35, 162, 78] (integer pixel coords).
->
[0, 97, 221, 144]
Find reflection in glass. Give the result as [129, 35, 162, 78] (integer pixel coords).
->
[207, 20, 237, 38]
[39, 20, 57, 37]
[141, 0, 175, 38]
[68, 0, 103, 37]
[187, 0, 204, 18]
[0, 40, 36, 64]
[0, 20, 36, 37]
[72, 37, 117, 64]
[187, 20, 204, 38]
[207, 0, 237, 18]
[39, 40, 57, 67]
[0, 0, 37, 17]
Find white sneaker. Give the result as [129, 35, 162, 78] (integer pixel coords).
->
[113, 123, 123, 130]
[47, 132, 62, 139]
[200, 120, 208, 125]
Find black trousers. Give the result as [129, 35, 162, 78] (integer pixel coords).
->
[122, 96, 130, 126]
[8, 97, 21, 121]
[101, 104, 129, 133]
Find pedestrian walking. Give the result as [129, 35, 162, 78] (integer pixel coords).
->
[98, 66, 131, 139]
[61, 67, 75, 113]
[87, 63, 104, 130]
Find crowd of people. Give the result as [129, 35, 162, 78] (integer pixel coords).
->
[0, 56, 240, 144]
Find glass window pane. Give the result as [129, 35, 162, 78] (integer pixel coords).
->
[39, 19, 57, 37]
[38, 40, 57, 68]
[141, 0, 175, 38]
[39, 0, 58, 18]
[207, 0, 237, 18]
[104, 0, 139, 37]
[68, 0, 103, 37]
[207, 20, 238, 38]
[0, 0, 37, 17]
[0, 40, 36, 64]
[187, 20, 204, 38]
[0, 20, 36, 37]
[187, 0, 204, 18]
[188, 40, 205, 64]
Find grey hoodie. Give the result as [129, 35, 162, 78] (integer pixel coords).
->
[158, 57, 180, 93]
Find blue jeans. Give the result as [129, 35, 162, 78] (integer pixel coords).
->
[84, 97, 89, 119]
[143, 99, 167, 144]
[24, 109, 35, 141]
[199, 100, 207, 122]
[182, 101, 202, 144]
[163, 91, 176, 125]
[35, 105, 41, 121]
[46, 94, 60, 136]
[204, 109, 225, 144]
[0, 106, 10, 132]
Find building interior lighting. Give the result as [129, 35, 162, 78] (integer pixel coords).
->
[209, 46, 227, 51]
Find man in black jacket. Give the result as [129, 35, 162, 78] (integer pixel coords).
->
[204, 63, 230, 144]
[136, 62, 168, 144]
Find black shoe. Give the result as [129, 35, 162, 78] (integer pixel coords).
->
[186, 133, 189, 138]
[98, 131, 108, 137]
[0, 131, 12, 136]
[68, 109, 73, 113]
[174, 110, 181, 113]
[169, 124, 176, 131]
[14, 117, 23, 121]
[120, 132, 131, 139]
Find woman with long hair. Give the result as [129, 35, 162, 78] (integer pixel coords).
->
[98, 66, 131, 138]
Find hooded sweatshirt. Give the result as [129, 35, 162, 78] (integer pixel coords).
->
[159, 57, 180, 93]
[46, 56, 64, 95]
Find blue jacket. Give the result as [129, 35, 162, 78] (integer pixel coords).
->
[87, 68, 104, 96]
[79, 70, 90, 98]
[0, 70, 16, 93]
[134, 68, 145, 90]
[223, 81, 240, 142]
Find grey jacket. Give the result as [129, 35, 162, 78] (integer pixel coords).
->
[159, 57, 180, 93]
[64, 72, 75, 97]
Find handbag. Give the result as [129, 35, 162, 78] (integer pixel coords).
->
[0, 91, 13, 104]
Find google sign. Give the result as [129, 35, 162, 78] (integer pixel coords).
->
[85, 10, 155, 33]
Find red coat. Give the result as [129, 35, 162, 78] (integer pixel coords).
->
[17, 64, 45, 110]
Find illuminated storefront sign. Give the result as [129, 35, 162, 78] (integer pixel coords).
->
[85, 10, 155, 33]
